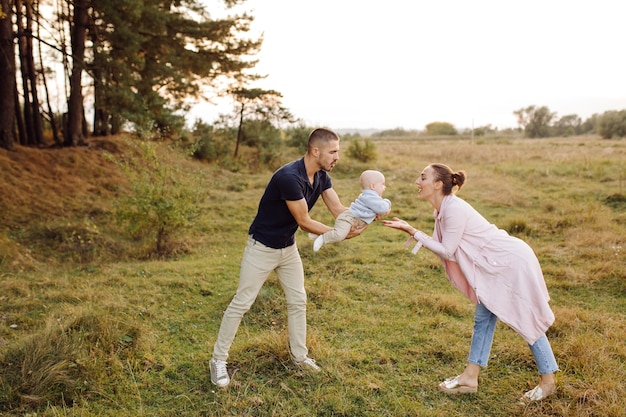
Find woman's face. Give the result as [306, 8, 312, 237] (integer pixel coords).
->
[415, 166, 439, 199]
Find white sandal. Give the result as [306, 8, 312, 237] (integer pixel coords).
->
[520, 384, 556, 401]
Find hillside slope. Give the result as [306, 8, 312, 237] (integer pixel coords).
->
[0, 138, 147, 269]
[0, 139, 127, 228]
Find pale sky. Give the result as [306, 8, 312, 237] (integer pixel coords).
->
[193, 0, 626, 131]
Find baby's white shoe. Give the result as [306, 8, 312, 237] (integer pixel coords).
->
[313, 235, 324, 252]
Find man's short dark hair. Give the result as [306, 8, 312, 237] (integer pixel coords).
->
[308, 128, 339, 151]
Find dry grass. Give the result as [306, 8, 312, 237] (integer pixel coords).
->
[0, 134, 625, 416]
[0, 307, 146, 409]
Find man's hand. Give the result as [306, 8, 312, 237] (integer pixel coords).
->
[345, 220, 367, 239]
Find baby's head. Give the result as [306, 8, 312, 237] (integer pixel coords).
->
[360, 170, 386, 196]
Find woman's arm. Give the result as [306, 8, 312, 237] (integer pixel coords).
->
[383, 210, 466, 260]
[415, 209, 466, 259]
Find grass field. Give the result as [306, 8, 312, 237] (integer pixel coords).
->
[1, 135, 625, 416]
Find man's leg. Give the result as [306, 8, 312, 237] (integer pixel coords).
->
[275, 243, 309, 362]
[212, 237, 280, 360]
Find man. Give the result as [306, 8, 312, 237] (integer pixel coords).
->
[210, 128, 365, 387]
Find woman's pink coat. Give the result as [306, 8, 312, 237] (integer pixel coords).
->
[418, 194, 555, 345]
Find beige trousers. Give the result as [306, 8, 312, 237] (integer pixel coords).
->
[212, 236, 309, 362]
[321, 210, 367, 245]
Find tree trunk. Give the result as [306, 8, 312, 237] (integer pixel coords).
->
[64, 0, 89, 146]
[111, 114, 121, 134]
[234, 102, 244, 158]
[14, 76, 26, 145]
[37, 5, 61, 146]
[15, 0, 35, 145]
[93, 107, 111, 136]
[24, 0, 44, 146]
[90, 25, 110, 137]
[92, 65, 111, 136]
[0, 0, 16, 150]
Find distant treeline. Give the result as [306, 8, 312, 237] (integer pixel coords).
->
[365, 106, 626, 139]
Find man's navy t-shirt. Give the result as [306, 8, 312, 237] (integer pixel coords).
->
[248, 158, 332, 249]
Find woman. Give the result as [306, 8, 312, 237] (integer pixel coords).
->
[383, 163, 558, 402]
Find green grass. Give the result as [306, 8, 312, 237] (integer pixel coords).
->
[1, 135, 625, 416]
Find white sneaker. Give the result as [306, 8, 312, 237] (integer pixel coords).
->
[210, 358, 230, 387]
[295, 357, 321, 372]
[313, 235, 324, 252]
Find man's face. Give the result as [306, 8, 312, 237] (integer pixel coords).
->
[317, 140, 340, 171]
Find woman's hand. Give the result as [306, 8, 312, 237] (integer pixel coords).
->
[382, 217, 414, 234]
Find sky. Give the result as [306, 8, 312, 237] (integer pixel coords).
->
[192, 0, 626, 131]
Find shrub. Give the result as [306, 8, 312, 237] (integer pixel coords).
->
[372, 128, 419, 137]
[425, 121, 457, 136]
[105, 140, 204, 257]
[284, 124, 311, 153]
[191, 120, 231, 162]
[346, 138, 377, 162]
[256, 128, 283, 167]
[597, 110, 626, 139]
[238, 120, 284, 168]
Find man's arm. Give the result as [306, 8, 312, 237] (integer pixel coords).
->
[286, 198, 334, 235]
[320, 188, 347, 218]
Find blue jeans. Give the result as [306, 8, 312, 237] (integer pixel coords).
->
[468, 303, 558, 375]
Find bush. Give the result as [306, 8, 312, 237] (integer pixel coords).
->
[191, 120, 231, 162]
[597, 110, 626, 139]
[192, 135, 230, 162]
[425, 121, 457, 136]
[254, 125, 283, 168]
[372, 128, 420, 137]
[284, 124, 311, 153]
[105, 140, 205, 257]
[346, 138, 377, 162]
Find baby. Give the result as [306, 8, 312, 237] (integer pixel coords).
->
[310, 169, 391, 251]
